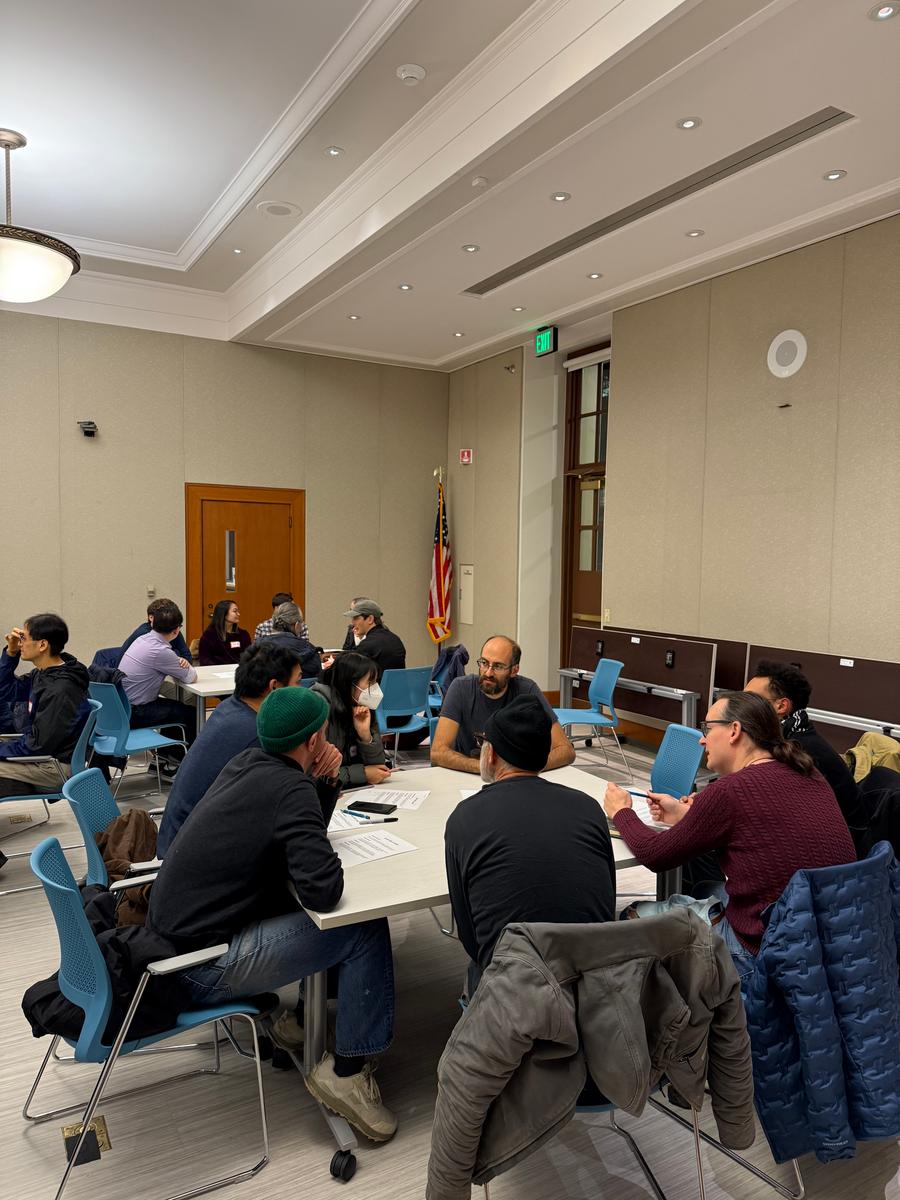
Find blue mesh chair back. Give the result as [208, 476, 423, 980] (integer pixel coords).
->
[88, 681, 132, 756]
[374, 667, 432, 740]
[71, 699, 103, 774]
[586, 658, 624, 720]
[650, 724, 704, 799]
[30, 837, 114, 1062]
[63, 768, 121, 887]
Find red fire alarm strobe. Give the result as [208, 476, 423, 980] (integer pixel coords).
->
[459, 448, 473, 465]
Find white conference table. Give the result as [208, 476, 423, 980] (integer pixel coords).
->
[174, 663, 237, 725]
[299, 762, 661, 1157]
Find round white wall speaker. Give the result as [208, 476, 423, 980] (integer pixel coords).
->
[767, 329, 807, 378]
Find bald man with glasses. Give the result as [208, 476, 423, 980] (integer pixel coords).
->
[431, 635, 575, 775]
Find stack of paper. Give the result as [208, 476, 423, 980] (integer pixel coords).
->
[334, 831, 417, 868]
[348, 788, 430, 811]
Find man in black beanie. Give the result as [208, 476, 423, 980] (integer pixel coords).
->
[444, 695, 616, 993]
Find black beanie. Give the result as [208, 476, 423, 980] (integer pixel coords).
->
[483, 695, 552, 772]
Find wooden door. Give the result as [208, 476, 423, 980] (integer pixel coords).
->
[185, 484, 305, 642]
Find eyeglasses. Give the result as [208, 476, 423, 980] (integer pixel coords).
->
[476, 658, 513, 673]
[700, 719, 732, 735]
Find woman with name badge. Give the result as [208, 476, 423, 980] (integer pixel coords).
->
[312, 651, 392, 789]
[198, 599, 252, 665]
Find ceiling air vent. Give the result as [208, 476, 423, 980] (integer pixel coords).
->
[464, 106, 853, 296]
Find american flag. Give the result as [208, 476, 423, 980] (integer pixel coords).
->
[427, 482, 453, 643]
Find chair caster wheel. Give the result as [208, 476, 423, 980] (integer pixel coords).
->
[584, 738, 593, 748]
[330, 1150, 357, 1181]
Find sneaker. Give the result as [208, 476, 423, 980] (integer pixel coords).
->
[270, 1010, 304, 1052]
[304, 1053, 397, 1142]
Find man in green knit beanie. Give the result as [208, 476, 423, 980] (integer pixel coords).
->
[147, 685, 398, 1142]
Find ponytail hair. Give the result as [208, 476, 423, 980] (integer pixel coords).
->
[719, 690, 815, 776]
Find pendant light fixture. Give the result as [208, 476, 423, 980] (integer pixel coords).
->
[0, 129, 80, 303]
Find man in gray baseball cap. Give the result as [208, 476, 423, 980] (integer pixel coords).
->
[342, 598, 406, 680]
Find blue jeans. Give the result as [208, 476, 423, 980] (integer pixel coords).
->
[625, 891, 756, 989]
[182, 911, 395, 1057]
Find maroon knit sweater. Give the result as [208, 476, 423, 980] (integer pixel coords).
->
[613, 760, 855, 952]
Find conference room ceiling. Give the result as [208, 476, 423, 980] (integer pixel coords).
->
[2, 0, 898, 370]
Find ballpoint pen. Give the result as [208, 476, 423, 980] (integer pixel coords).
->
[343, 809, 399, 822]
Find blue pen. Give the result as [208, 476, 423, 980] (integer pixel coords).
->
[343, 809, 372, 819]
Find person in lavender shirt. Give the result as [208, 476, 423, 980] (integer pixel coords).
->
[119, 599, 198, 756]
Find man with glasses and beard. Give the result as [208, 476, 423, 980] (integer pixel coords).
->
[431, 634, 574, 775]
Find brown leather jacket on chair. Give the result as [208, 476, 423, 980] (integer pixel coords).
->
[426, 909, 754, 1200]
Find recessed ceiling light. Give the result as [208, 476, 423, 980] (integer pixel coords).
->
[398, 283, 413, 291]
[325, 145, 344, 158]
[512, 306, 525, 312]
[347, 314, 361, 321]
[453, 331, 465, 338]
[461, 244, 480, 253]
[550, 191, 571, 203]
[685, 228, 705, 238]
[868, 3, 897, 19]
[232, 248, 243, 255]
[256, 199, 301, 218]
[823, 169, 847, 181]
[676, 117, 702, 130]
[587, 271, 602, 280]
[396, 63, 426, 86]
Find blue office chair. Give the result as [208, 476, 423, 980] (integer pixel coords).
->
[62, 767, 163, 889]
[0, 699, 102, 897]
[89, 681, 188, 796]
[553, 658, 632, 780]
[374, 667, 432, 757]
[649, 723, 704, 798]
[24, 836, 269, 1200]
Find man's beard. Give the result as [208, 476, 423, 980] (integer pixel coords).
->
[479, 677, 503, 696]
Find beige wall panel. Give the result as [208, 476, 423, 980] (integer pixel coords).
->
[447, 351, 521, 667]
[518, 349, 564, 689]
[699, 240, 844, 649]
[604, 284, 710, 633]
[375, 364, 449, 667]
[183, 339, 307, 490]
[58, 321, 184, 661]
[0, 313, 62, 634]
[829, 216, 900, 660]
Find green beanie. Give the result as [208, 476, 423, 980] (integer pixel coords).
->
[256, 687, 328, 753]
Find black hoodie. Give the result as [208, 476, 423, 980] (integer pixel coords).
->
[0, 649, 90, 762]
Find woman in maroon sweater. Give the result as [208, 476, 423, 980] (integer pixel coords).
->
[198, 600, 252, 666]
[603, 691, 855, 968]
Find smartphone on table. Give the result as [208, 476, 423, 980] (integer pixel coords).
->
[346, 801, 397, 815]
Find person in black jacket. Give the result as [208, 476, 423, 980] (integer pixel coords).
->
[343, 599, 405, 680]
[745, 661, 867, 846]
[146, 686, 398, 1143]
[259, 601, 322, 680]
[0, 613, 90, 799]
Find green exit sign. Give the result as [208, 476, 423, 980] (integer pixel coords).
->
[534, 326, 558, 357]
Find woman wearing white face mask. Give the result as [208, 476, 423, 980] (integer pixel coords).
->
[312, 652, 391, 788]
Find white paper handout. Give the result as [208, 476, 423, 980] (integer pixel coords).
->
[625, 791, 669, 829]
[333, 831, 417, 868]
[349, 788, 430, 811]
[328, 810, 367, 833]
[213, 671, 236, 679]
[460, 790, 479, 799]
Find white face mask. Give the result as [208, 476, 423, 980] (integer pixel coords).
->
[355, 682, 383, 710]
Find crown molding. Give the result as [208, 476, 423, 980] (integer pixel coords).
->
[0, 270, 229, 339]
[44, 0, 419, 271]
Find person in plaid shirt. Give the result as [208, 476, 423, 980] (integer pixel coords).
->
[254, 592, 307, 641]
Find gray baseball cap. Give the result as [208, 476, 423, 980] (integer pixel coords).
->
[343, 599, 383, 619]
